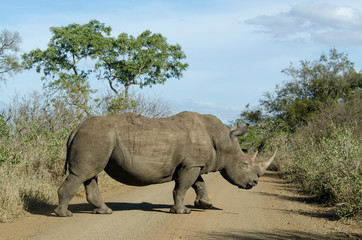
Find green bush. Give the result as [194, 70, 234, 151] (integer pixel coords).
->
[236, 49, 361, 219]
[283, 125, 361, 219]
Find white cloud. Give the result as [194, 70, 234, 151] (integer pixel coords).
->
[245, 2, 362, 45]
[245, 14, 305, 37]
[291, 2, 362, 29]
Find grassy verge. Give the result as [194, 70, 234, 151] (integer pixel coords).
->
[283, 125, 361, 219]
[0, 91, 170, 222]
[0, 94, 71, 222]
[0, 163, 57, 222]
[264, 102, 361, 220]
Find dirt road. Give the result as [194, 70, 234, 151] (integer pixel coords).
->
[1, 171, 361, 240]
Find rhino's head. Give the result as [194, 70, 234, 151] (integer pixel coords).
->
[220, 125, 278, 189]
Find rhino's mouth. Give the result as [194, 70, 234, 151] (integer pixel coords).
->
[239, 184, 253, 190]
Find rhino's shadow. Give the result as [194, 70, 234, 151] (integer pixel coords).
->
[29, 202, 222, 217]
[94, 202, 173, 213]
[104, 202, 221, 213]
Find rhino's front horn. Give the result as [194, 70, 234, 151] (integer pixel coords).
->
[260, 148, 278, 175]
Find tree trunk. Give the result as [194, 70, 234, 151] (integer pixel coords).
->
[124, 84, 130, 106]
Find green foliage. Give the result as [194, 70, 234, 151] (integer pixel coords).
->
[284, 125, 361, 219]
[260, 91, 362, 219]
[23, 20, 188, 116]
[105, 95, 136, 115]
[236, 48, 362, 219]
[241, 48, 361, 134]
[96, 30, 188, 96]
[229, 117, 267, 151]
[22, 20, 111, 117]
[0, 115, 9, 140]
[1, 20, 184, 222]
[234, 104, 286, 152]
[268, 48, 361, 131]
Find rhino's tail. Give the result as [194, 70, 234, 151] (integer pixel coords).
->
[64, 127, 80, 176]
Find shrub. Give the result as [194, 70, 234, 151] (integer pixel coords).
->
[255, 90, 361, 219]
[0, 92, 81, 222]
[283, 125, 361, 219]
[0, 90, 172, 222]
[0, 163, 56, 222]
[96, 90, 173, 118]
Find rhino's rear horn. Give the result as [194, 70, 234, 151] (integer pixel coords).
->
[230, 124, 249, 138]
[251, 150, 258, 164]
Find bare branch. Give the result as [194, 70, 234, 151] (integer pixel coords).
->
[108, 78, 119, 96]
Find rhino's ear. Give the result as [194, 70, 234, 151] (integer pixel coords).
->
[230, 125, 238, 131]
[230, 123, 249, 138]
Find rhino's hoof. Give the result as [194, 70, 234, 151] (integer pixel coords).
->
[194, 199, 213, 209]
[54, 207, 73, 217]
[170, 206, 191, 214]
[93, 207, 113, 214]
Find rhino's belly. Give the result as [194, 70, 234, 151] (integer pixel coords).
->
[104, 158, 175, 186]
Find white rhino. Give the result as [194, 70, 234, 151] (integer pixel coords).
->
[55, 111, 277, 216]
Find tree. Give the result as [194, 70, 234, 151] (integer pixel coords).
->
[23, 20, 111, 117]
[236, 48, 362, 151]
[96, 30, 188, 113]
[0, 29, 22, 82]
[23, 20, 188, 115]
[242, 48, 362, 133]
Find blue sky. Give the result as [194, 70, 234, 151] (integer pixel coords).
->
[1, 0, 362, 122]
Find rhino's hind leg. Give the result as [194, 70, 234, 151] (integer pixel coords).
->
[84, 177, 112, 214]
[170, 166, 201, 214]
[192, 176, 213, 209]
[54, 174, 83, 217]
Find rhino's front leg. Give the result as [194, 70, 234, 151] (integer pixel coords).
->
[192, 176, 213, 209]
[170, 166, 201, 214]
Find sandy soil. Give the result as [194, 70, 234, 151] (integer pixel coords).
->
[0, 171, 361, 240]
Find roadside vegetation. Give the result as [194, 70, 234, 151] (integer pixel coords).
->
[235, 48, 361, 219]
[0, 91, 172, 222]
[0, 20, 360, 222]
[0, 21, 186, 222]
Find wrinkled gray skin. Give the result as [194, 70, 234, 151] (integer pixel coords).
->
[54, 111, 277, 216]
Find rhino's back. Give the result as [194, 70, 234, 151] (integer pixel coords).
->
[70, 112, 226, 185]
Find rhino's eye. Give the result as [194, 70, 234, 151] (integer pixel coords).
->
[243, 161, 249, 167]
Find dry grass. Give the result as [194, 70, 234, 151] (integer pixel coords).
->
[0, 163, 57, 222]
[0, 93, 79, 222]
[0, 91, 171, 222]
